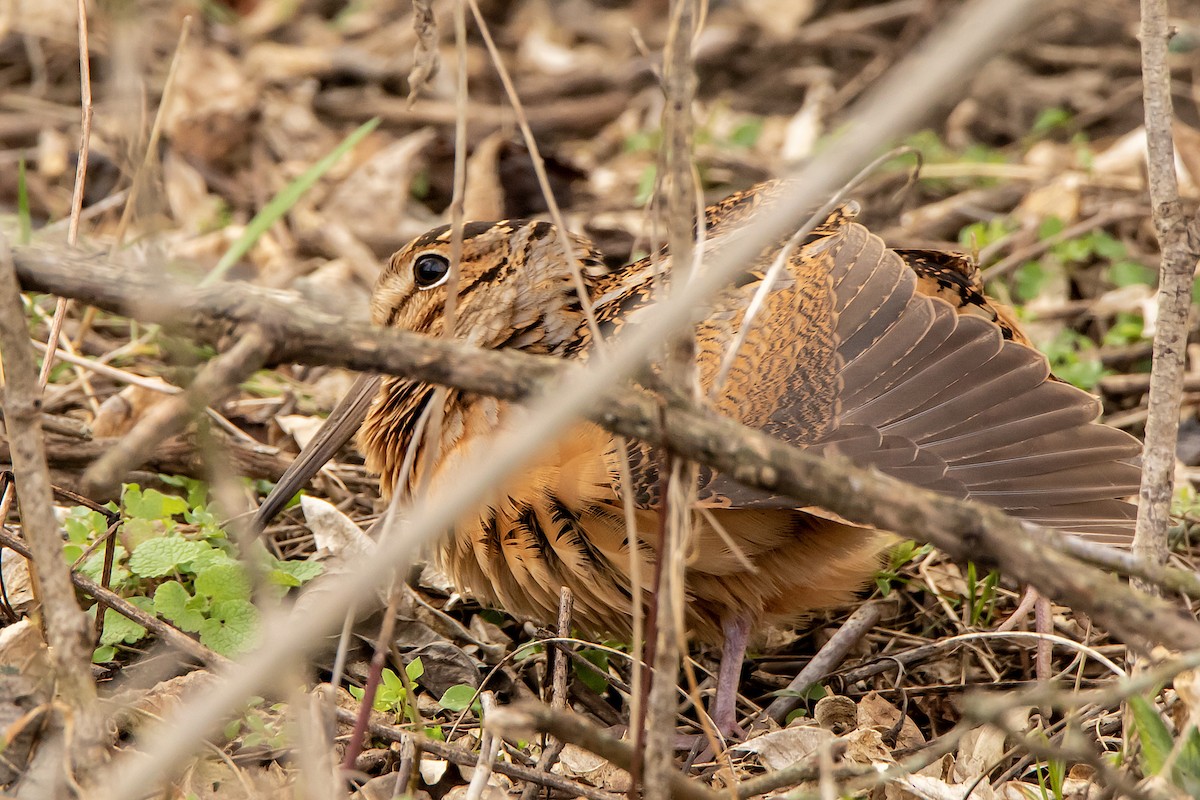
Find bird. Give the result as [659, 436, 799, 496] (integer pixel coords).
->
[255, 180, 1142, 739]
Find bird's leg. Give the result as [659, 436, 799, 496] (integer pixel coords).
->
[711, 613, 752, 739]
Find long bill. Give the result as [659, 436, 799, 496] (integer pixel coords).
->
[252, 372, 382, 530]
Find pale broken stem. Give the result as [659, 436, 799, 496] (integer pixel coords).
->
[517, 588, 575, 800]
[405, 0, 439, 105]
[0, 238, 102, 771]
[90, 3, 1045, 794]
[465, 0, 602, 345]
[110, 16, 193, 250]
[465, 692, 501, 800]
[37, 0, 94, 391]
[643, 2, 700, 798]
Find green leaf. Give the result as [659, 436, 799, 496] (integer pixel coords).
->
[1031, 107, 1071, 137]
[199, 599, 259, 656]
[120, 517, 162, 551]
[92, 645, 117, 663]
[194, 563, 252, 603]
[728, 118, 763, 149]
[65, 507, 108, 544]
[634, 165, 657, 207]
[1037, 217, 1065, 240]
[202, 118, 381, 286]
[123, 485, 188, 521]
[188, 545, 237, 573]
[1107, 260, 1157, 288]
[406, 657, 424, 682]
[128, 536, 208, 578]
[99, 607, 148, 647]
[268, 559, 323, 586]
[154, 581, 207, 632]
[439, 684, 481, 713]
[1130, 695, 1173, 775]
[1013, 261, 1048, 303]
[1054, 359, 1108, 391]
[1091, 231, 1128, 260]
[574, 648, 612, 695]
[159, 474, 210, 509]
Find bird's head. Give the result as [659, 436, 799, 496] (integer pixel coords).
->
[371, 220, 609, 354]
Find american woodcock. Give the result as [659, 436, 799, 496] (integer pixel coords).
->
[256, 181, 1141, 737]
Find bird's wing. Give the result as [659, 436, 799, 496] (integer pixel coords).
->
[692, 210, 1140, 539]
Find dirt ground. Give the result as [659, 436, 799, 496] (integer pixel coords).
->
[4, 0, 1200, 797]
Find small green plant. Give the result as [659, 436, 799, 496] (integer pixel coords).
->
[438, 684, 483, 716]
[874, 539, 934, 596]
[959, 218, 1017, 254]
[222, 696, 289, 751]
[964, 561, 1000, 627]
[348, 658, 424, 716]
[1129, 694, 1200, 794]
[1030, 750, 1068, 800]
[350, 659, 444, 739]
[70, 479, 322, 662]
[1040, 329, 1110, 391]
[1030, 106, 1073, 139]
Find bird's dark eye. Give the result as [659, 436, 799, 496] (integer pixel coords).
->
[413, 253, 450, 289]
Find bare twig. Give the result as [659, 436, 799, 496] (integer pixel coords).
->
[0, 523, 224, 667]
[81, 328, 273, 497]
[487, 703, 720, 800]
[1135, 0, 1198, 575]
[339, 707, 623, 800]
[15, 247, 1197, 653]
[519, 588, 575, 800]
[465, 692, 501, 800]
[37, 0, 94, 390]
[643, 2, 700, 798]
[762, 601, 885, 723]
[0, 238, 102, 774]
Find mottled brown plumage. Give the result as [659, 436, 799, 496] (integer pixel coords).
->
[258, 181, 1141, 735]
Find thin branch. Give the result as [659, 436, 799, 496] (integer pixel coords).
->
[340, 707, 624, 800]
[0, 523, 223, 667]
[14, 245, 1198, 653]
[80, 329, 273, 497]
[37, 0, 94, 390]
[487, 703, 720, 800]
[0, 238, 103, 773]
[1136, 0, 1197, 578]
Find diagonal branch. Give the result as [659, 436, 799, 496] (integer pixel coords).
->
[12, 245, 1200, 655]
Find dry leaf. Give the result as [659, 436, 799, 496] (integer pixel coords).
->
[419, 757, 448, 785]
[733, 724, 834, 769]
[276, 414, 326, 450]
[554, 744, 631, 791]
[93, 383, 176, 438]
[301, 495, 373, 558]
[953, 725, 1007, 784]
[859, 691, 926, 751]
[322, 128, 436, 240]
[165, 47, 260, 164]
